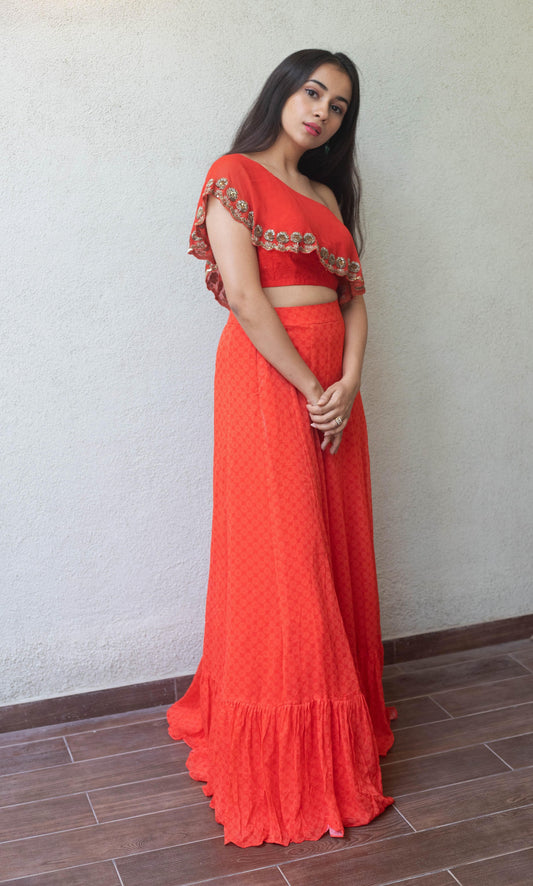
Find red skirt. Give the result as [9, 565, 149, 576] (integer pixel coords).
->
[167, 300, 397, 847]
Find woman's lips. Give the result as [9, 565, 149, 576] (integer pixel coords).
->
[304, 122, 321, 136]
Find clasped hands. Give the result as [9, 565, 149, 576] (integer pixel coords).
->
[306, 378, 359, 455]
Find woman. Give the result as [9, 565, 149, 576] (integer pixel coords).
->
[167, 49, 397, 848]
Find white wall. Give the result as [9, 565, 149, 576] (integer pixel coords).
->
[1, 0, 531, 705]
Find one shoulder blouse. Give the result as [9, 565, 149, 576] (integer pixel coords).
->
[188, 153, 365, 308]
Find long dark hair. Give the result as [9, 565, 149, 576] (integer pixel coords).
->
[228, 49, 364, 253]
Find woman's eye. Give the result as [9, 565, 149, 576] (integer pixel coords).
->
[305, 88, 318, 98]
[331, 104, 343, 115]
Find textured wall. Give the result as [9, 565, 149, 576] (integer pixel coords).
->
[1, 1, 531, 705]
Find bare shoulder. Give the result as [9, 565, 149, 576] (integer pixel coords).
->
[311, 181, 343, 222]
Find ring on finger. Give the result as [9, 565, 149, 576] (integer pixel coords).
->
[335, 416, 343, 426]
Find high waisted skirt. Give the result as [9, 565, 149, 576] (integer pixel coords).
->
[167, 300, 397, 847]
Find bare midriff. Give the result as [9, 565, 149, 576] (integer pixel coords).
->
[263, 285, 338, 308]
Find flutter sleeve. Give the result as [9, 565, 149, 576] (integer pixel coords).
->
[188, 155, 256, 308]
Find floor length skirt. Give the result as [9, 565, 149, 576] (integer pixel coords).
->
[167, 300, 397, 847]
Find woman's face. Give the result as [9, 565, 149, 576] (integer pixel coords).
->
[280, 63, 352, 152]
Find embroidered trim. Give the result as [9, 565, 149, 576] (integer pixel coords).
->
[190, 174, 364, 306]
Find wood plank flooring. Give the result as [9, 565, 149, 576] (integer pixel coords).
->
[1, 637, 532, 885]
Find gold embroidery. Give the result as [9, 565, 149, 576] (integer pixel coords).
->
[264, 229, 276, 241]
[291, 232, 303, 244]
[276, 232, 290, 244]
[204, 178, 254, 230]
[253, 224, 263, 238]
[303, 233, 316, 246]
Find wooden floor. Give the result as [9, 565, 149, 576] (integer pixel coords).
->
[1, 638, 532, 885]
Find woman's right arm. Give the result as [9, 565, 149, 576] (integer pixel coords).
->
[205, 195, 323, 404]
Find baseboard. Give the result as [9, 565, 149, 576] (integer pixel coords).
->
[1, 613, 531, 734]
[382, 612, 533, 665]
[0, 675, 194, 737]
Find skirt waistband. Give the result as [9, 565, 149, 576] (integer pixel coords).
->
[228, 300, 342, 328]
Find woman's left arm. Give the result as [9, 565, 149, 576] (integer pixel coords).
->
[307, 294, 368, 454]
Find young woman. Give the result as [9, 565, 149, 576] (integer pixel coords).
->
[167, 49, 397, 848]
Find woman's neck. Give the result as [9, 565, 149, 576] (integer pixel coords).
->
[246, 137, 306, 185]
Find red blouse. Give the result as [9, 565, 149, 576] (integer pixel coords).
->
[188, 153, 365, 308]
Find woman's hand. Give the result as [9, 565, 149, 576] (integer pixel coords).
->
[322, 428, 343, 455]
[306, 378, 360, 452]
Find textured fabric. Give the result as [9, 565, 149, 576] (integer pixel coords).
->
[167, 300, 397, 847]
[188, 153, 365, 307]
